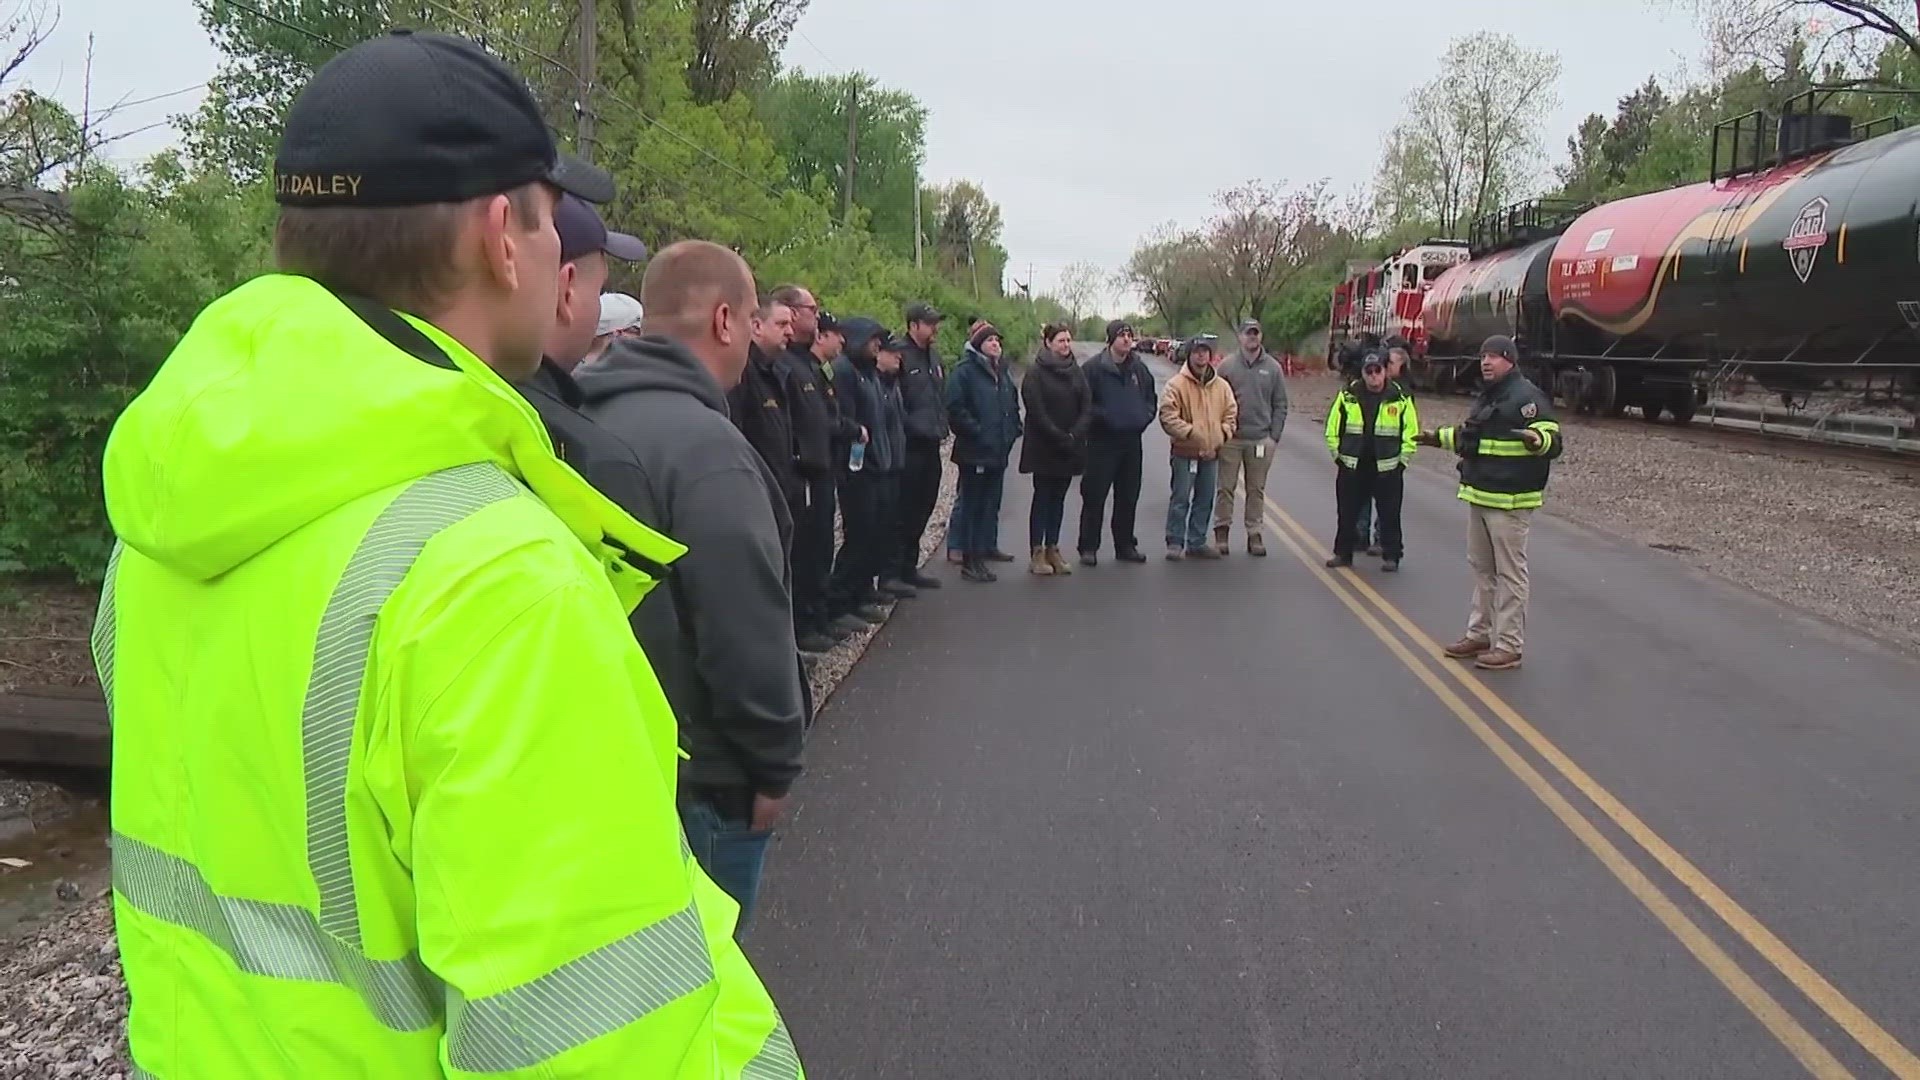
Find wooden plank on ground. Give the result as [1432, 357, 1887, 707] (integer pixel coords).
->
[0, 688, 109, 769]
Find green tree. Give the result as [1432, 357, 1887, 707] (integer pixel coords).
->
[756, 71, 928, 256]
[1557, 113, 1610, 202]
[687, 0, 808, 104]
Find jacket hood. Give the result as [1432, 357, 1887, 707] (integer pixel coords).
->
[839, 318, 885, 364]
[1177, 361, 1218, 385]
[573, 334, 729, 415]
[960, 344, 1001, 371]
[104, 274, 563, 582]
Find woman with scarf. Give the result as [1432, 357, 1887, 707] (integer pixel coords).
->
[1019, 324, 1093, 575]
[944, 323, 1023, 582]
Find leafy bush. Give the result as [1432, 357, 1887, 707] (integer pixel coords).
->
[0, 160, 272, 581]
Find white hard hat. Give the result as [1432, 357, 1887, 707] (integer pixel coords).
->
[596, 293, 643, 336]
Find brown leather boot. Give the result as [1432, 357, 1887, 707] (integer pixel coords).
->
[1474, 649, 1522, 671]
[1046, 546, 1073, 575]
[1213, 525, 1230, 556]
[1247, 533, 1266, 557]
[1443, 636, 1491, 659]
[1029, 547, 1054, 576]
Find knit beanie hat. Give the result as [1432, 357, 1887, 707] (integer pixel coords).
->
[1105, 318, 1134, 344]
[969, 323, 1002, 352]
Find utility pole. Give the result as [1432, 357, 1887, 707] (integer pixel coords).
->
[965, 220, 980, 300]
[576, 0, 597, 163]
[842, 79, 859, 224]
[912, 166, 923, 270]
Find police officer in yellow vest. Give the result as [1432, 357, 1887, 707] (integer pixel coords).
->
[1324, 352, 1419, 572]
[1414, 334, 1563, 672]
[95, 29, 800, 1078]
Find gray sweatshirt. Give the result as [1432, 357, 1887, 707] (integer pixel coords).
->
[1219, 348, 1290, 442]
[574, 335, 805, 799]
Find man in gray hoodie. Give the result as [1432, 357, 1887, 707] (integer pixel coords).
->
[1212, 318, 1290, 556]
[573, 239, 806, 927]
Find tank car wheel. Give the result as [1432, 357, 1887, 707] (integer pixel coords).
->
[1591, 364, 1618, 417]
[1668, 387, 1697, 423]
[1641, 401, 1666, 422]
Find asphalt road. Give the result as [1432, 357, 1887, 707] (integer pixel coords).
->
[745, 358, 1920, 1079]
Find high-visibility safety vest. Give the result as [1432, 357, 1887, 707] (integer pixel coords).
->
[1323, 380, 1420, 471]
[1435, 370, 1562, 510]
[96, 275, 802, 1079]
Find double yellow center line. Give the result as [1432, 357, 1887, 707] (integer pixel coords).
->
[1257, 494, 1919, 1079]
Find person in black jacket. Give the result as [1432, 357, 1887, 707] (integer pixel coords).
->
[828, 319, 907, 622]
[771, 290, 861, 650]
[514, 193, 648, 467]
[1077, 319, 1158, 565]
[727, 296, 802, 511]
[571, 240, 806, 926]
[893, 301, 950, 587]
[1020, 323, 1091, 576]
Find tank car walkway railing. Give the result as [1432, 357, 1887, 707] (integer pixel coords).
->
[1696, 398, 1920, 455]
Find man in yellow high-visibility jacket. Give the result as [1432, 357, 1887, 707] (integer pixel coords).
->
[95, 29, 799, 1078]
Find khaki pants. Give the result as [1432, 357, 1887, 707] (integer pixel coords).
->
[1466, 504, 1532, 653]
[1213, 438, 1276, 534]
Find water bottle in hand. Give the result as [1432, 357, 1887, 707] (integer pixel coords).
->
[848, 440, 866, 472]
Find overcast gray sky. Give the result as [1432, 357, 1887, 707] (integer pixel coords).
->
[20, 0, 1704, 309]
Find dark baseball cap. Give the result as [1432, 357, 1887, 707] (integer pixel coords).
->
[905, 301, 943, 325]
[878, 332, 908, 352]
[1362, 352, 1386, 371]
[273, 29, 614, 208]
[1239, 318, 1262, 333]
[817, 311, 842, 334]
[1480, 334, 1519, 361]
[554, 195, 649, 263]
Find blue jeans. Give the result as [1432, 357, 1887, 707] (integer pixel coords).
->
[952, 465, 1006, 556]
[1166, 456, 1219, 551]
[680, 797, 773, 928]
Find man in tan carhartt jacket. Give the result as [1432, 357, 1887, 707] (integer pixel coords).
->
[1158, 335, 1238, 560]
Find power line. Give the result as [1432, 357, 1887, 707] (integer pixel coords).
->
[217, 0, 348, 53]
[111, 83, 210, 112]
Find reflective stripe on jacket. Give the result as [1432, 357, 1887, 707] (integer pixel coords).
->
[1436, 370, 1562, 510]
[1324, 381, 1419, 470]
[97, 274, 800, 1079]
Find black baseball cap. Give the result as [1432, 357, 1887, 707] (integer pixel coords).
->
[879, 332, 908, 352]
[273, 29, 615, 208]
[1480, 334, 1519, 361]
[1239, 318, 1262, 333]
[1362, 352, 1386, 371]
[817, 311, 842, 334]
[905, 301, 943, 325]
[554, 195, 649, 263]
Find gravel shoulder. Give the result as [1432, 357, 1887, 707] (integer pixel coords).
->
[0, 446, 958, 1076]
[1289, 373, 1920, 655]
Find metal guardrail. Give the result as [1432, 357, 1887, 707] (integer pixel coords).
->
[1693, 399, 1920, 455]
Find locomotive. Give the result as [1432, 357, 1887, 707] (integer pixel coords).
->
[1328, 89, 1920, 418]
